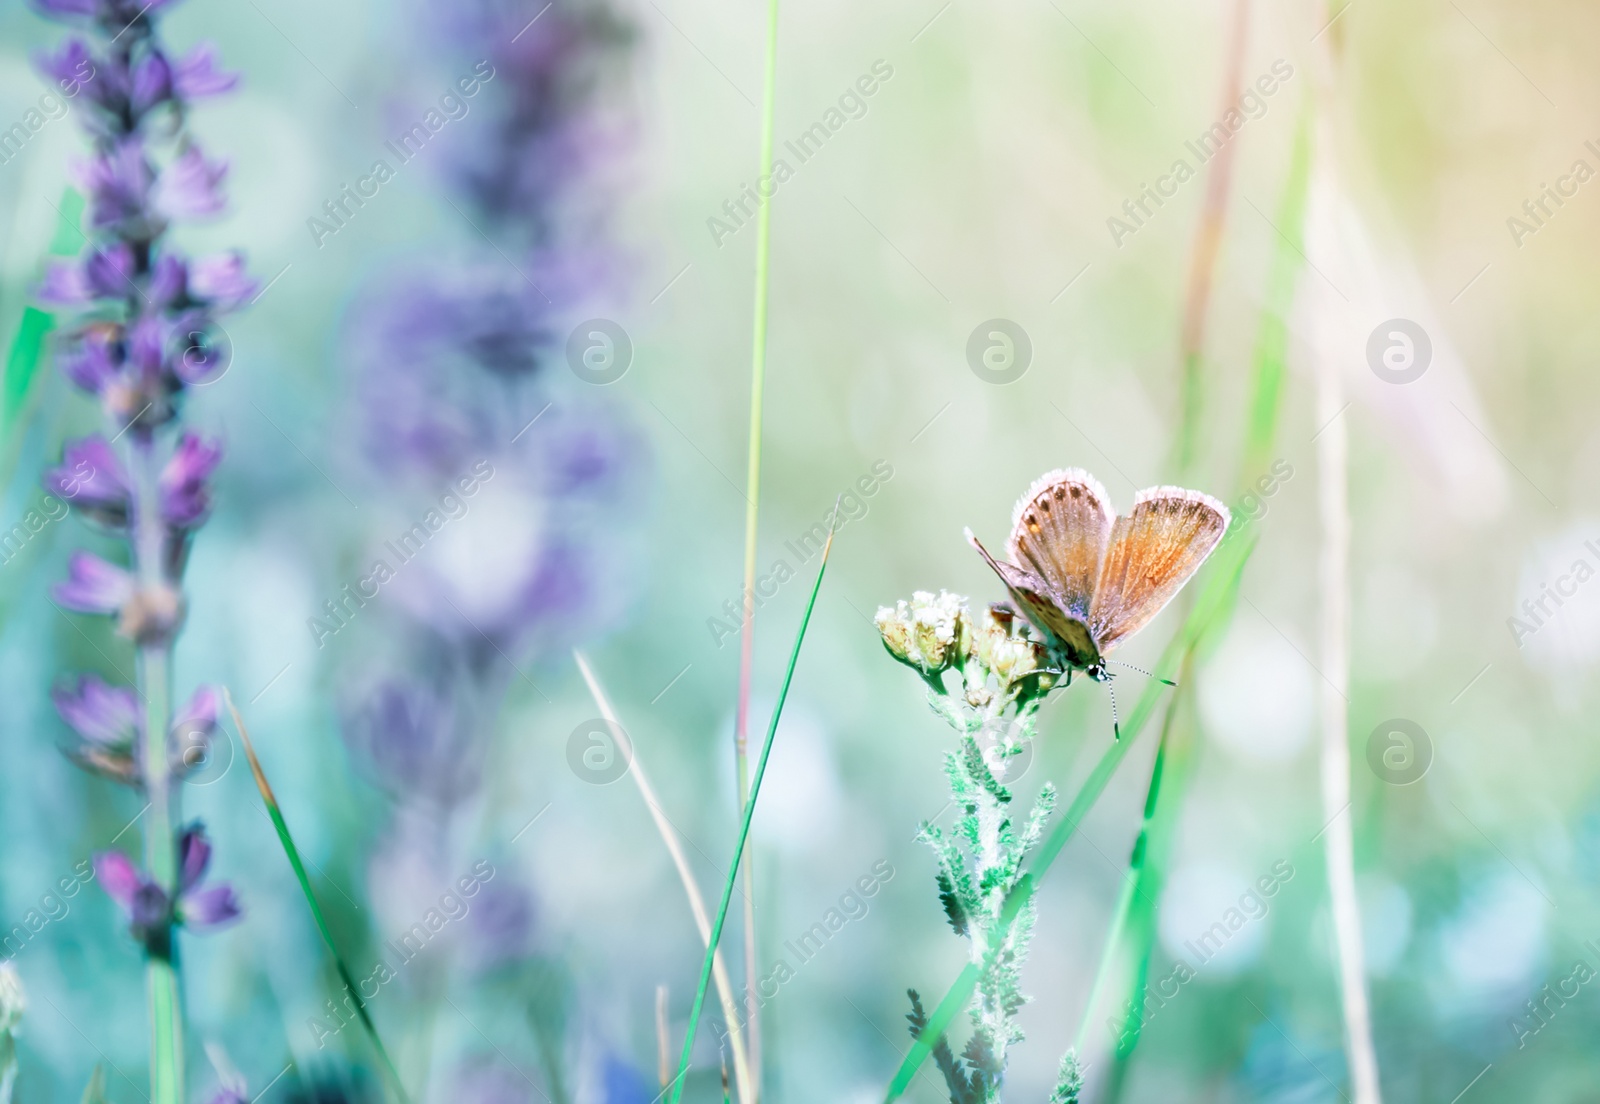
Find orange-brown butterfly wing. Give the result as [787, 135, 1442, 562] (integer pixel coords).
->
[1005, 468, 1114, 622]
[966, 528, 1100, 668]
[1088, 487, 1230, 653]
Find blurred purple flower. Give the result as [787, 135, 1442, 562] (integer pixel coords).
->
[58, 325, 119, 393]
[95, 824, 241, 945]
[173, 43, 238, 98]
[342, 675, 479, 807]
[54, 550, 133, 613]
[77, 140, 154, 232]
[131, 51, 172, 114]
[466, 876, 536, 971]
[53, 674, 138, 748]
[154, 146, 228, 220]
[45, 434, 130, 523]
[149, 253, 186, 305]
[189, 251, 257, 309]
[158, 432, 222, 526]
[33, 36, 94, 86]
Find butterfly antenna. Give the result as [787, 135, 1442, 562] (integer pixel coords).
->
[1108, 660, 1177, 687]
[1106, 677, 1121, 741]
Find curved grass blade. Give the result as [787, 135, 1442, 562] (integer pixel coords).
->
[668, 511, 837, 1104]
[222, 690, 411, 1104]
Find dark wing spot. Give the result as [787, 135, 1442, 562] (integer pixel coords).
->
[1069, 485, 1081, 499]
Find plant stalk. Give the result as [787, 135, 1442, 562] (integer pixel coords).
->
[129, 434, 182, 1104]
[734, 0, 781, 1091]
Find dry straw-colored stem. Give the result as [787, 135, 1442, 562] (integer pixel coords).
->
[572, 651, 754, 1104]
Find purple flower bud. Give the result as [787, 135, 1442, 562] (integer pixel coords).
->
[53, 550, 134, 614]
[52, 674, 138, 747]
[172, 43, 238, 99]
[32, 37, 95, 94]
[189, 252, 256, 309]
[172, 685, 218, 736]
[131, 51, 173, 115]
[155, 146, 228, 221]
[177, 824, 211, 892]
[31, 0, 98, 17]
[59, 324, 120, 393]
[174, 824, 241, 930]
[46, 435, 130, 525]
[149, 253, 187, 306]
[169, 315, 229, 385]
[37, 260, 93, 306]
[126, 315, 165, 385]
[77, 140, 154, 231]
[94, 851, 166, 930]
[84, 242, 136, 299]
[159, 432, 222, 526]
[179, 883, 241, 930]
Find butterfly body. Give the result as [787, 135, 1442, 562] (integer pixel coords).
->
[966, 468, 1230, 685]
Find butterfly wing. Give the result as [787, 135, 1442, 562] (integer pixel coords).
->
[966, 527, 1100, 667]
[1005, 468, 1115, 622]
[1088, 487, 1230, 653]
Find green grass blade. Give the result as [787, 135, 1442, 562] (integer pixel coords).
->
[669, 516, 835, 1104]
[1241, 99, 1313, 481]
[223, 691, 411, 1104]
[885, 532, 1256, 1100]
[78, 1065, 107, 1104]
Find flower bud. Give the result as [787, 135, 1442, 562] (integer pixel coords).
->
[876, 590, 970, 678]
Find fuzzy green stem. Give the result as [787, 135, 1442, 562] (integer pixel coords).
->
[129, 434, 182, 1104]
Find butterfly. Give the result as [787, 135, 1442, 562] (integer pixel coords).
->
[965, 468, 1230, 733]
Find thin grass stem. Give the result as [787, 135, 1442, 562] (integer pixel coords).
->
[734, 0, 782, 1088]
[573, 651, 755, 1104]
[669, 520, 834, 1104]
[222, 691, 411, 1104]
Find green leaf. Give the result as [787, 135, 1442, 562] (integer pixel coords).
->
[3, 307, 54, 440]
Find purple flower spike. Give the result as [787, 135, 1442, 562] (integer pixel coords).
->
[47, 434, 131, 521]
[52, 674, 139, 747]
[33, 36, 95, 90]
[159, 432, 222, 526]
[173, 43, 238, 99]
[131, 51, 173, 115]
[188, 252, 256, 309]
[155, 147, 228, 221]
[54, 551, 134, 613]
